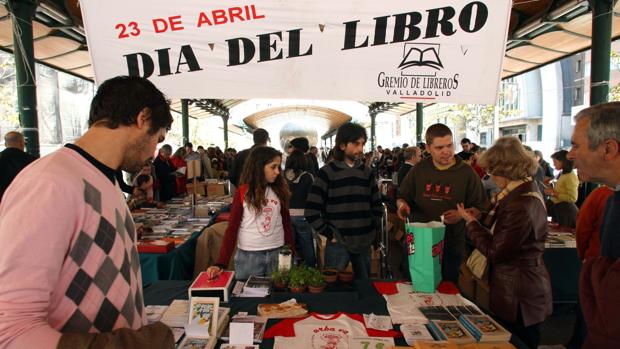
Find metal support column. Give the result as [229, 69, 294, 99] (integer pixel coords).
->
[9, 0, 39, 158]
[590, 0, 614, 106]
[416, 103, 424, 144]
[181, 99, 189, 145]
[583, 0, 615, 197]
[222, 115, 229, 149]
[370, 112, 377, 151]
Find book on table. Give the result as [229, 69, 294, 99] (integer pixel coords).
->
[220, 314, 267, 343]
[136, 239, 174, 253]
[458, 314, 511, 342]
[241, 275, 272, 297]
[189, 271, 235, 302]
[427, 320, 476, 344]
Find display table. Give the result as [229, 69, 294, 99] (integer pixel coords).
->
[139, 231, 202, 286]
[143, 279, 527, 348]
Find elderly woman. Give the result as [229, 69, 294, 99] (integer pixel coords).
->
[457, 137, 552, 349]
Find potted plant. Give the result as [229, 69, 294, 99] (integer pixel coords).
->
[271, 268, 290, 289]
[308, 268, 326, 293]
[288, 265, 308, 293]
[321, 268, 338, 283]
[338, 270, 354, 283]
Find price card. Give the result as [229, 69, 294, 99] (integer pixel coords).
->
[349, 337, 395, 349]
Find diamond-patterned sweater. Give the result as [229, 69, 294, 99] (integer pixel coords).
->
[0, 148, 146, 349]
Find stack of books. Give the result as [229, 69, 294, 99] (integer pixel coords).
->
[458, 315, 511, 342]
[427, 320, 476, 344]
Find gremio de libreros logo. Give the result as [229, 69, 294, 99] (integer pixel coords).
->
[377, 42, 459, 101]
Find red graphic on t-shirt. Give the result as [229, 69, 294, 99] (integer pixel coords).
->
[257, 206, 275, 236]
[319, 333, 344, 349]
[422, 182, 454, 202]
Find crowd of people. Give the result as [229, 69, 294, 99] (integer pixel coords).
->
[0, 75, 619, 348]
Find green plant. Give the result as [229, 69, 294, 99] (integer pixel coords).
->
[308, 268, 325, 287]
[271, 268, 290, 286]
[288, 265, 309, 288]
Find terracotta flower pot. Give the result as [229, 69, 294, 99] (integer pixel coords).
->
[289, 285, 306, 293]
[322, 269, 338, 283]
[338, 271, 354, 283]
[308, 284, 326, 293]
[274, 280, 287, 289]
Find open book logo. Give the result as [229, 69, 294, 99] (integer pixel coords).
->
[399, 43, 443, 77]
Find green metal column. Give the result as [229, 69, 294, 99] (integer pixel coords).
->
[222, 115, 229, 149]
[9, 0, 39, 158]
[590, 0, 614, 106]
[370, 112, 377, 151]
[416, 103, 424, 143]
[584, 0, 615, 198]
[181, 99, 189, 144]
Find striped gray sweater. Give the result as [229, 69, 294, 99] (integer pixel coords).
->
[305, 160, 383, 253]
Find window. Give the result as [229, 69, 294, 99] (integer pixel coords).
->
[480, 132, 488, 145]
[537, 125, 543, 141]
[501, 126, 527, 142]
[576, 59, 582, 73]
[574, 87, 582, 104]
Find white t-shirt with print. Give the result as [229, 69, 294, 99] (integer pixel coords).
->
[237, 187, 284, 251]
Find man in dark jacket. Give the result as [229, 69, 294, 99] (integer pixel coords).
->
[396, 146, 421, 187]
[229, 128, 269, 187]
[153, 144, 176, 201]
[0, 131, 36, 202]
[397, 124, 487, 283]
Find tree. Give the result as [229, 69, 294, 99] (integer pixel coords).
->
[0, 54, 19, 131]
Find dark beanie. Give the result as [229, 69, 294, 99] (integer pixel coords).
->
[290, 137, 310, 153]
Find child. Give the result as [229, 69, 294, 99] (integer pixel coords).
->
[127, 174, 158, 210]
[207, 147, 293, 280]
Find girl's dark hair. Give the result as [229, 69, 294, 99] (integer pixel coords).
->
[136, 174, 151, 186]
[551, 150, 574, 174]
[285, 149, 309, 176]
[333, 122, 367, 161]
[240, 146, 290, 212]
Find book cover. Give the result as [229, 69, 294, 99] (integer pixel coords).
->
[137, 239, 174, 253]
[432, 320, 475, 344]
[419, 306, 456, 321]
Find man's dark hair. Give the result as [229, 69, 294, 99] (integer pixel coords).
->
[460, 152, 474, 161]
[425, 124, 452, 146]
[184, 142, 193, 149]
[333, 122, 367, 161]
[88, 76, 173, 134]
[197, 146, 205, 151]
[136, 174, 151, 186]
[551, 150, 574, 174]
[461, 137, 471, 145]
[160, 144, 172, 153]
[253, 128, 269, 145]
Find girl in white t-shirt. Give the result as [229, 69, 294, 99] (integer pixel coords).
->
[207, 146, 293, 280]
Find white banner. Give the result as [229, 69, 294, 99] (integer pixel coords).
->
[80, 0, 511, 104]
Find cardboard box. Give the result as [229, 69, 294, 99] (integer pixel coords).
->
[187, 181, 207, 195]
[207, 183, 226, 197]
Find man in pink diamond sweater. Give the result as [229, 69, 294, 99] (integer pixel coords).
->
[0, 76, 175, 349]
